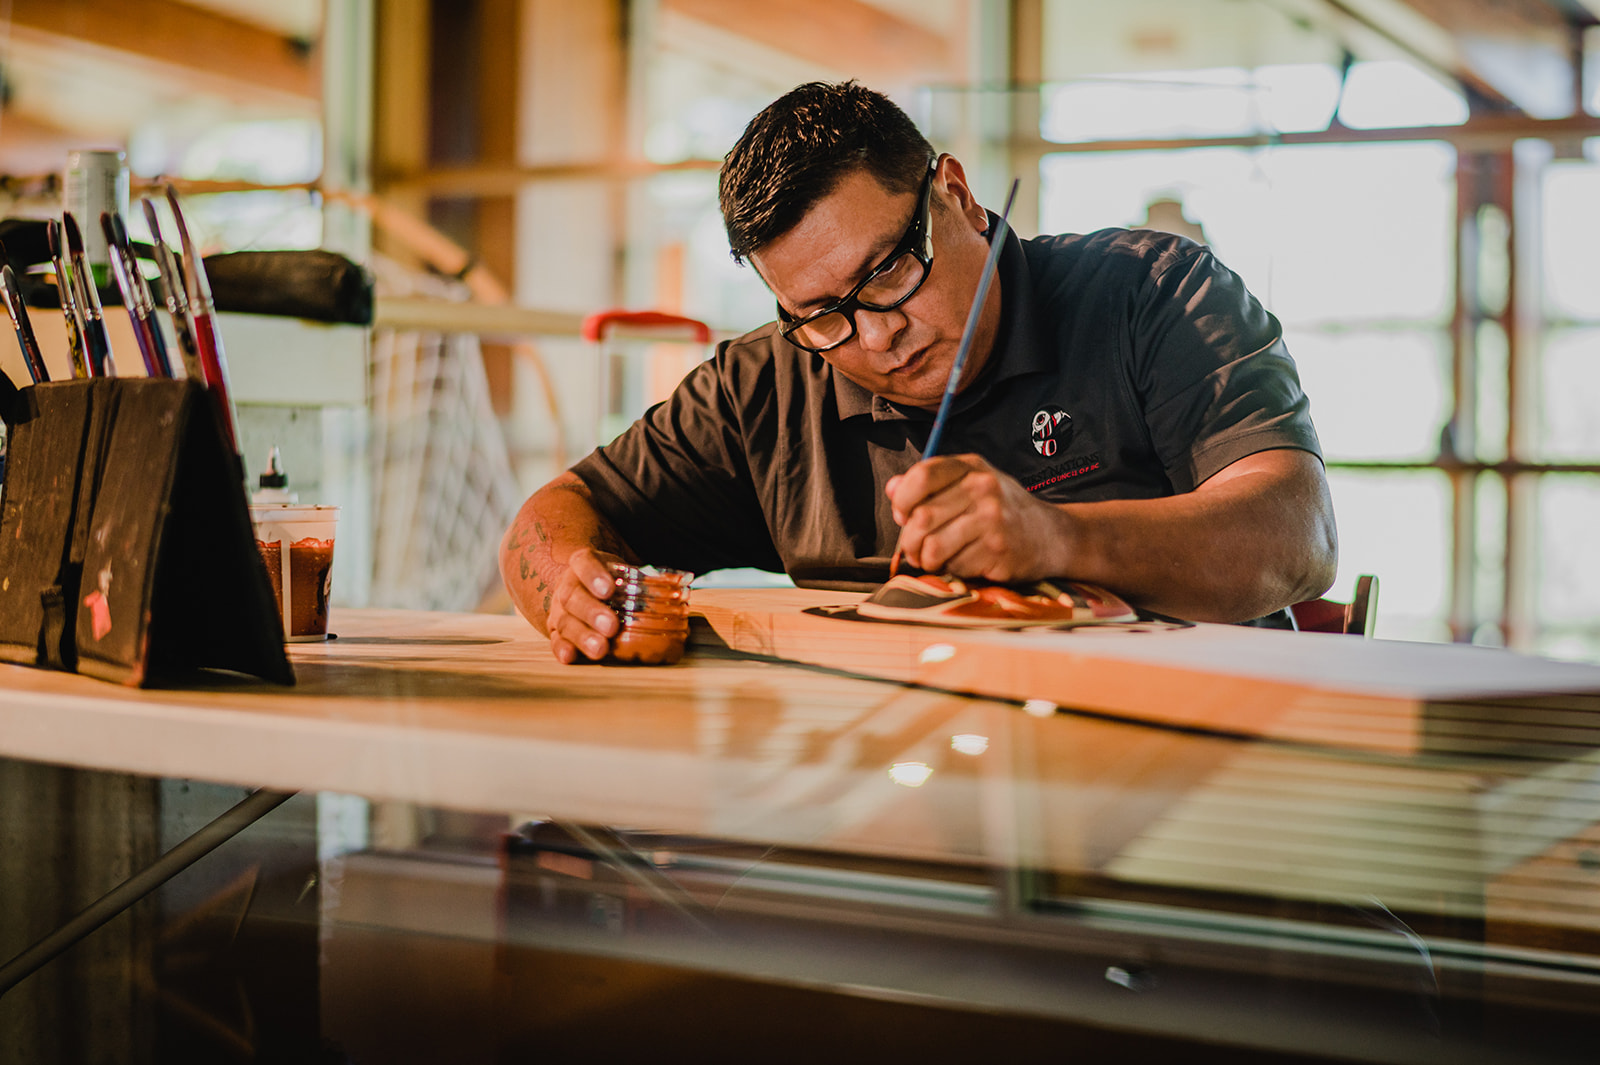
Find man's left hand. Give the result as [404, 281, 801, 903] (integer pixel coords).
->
[886, 454, 1068, 581]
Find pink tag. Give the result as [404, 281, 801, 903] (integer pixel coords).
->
[83, 590, 113, 640]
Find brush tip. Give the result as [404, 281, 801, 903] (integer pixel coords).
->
[62, 212, 83, 250]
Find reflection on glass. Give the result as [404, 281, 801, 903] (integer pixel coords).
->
[888, 761, 934, 788]
[950, 734, 989, 756]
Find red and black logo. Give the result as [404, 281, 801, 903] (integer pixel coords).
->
[1030, 405, 1072, 457]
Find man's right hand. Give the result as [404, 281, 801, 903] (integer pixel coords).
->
[545, 547, 624, 664]
[499, 472, 642, 662]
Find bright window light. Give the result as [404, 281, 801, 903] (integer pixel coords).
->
[1043, 68, 1258, 142]
[1254, 64, 1342, 133]
[1336, 61, 1468, 129]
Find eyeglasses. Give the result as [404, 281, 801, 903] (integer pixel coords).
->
[777, 165, 936, 354]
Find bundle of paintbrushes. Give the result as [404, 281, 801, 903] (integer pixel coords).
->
[0, 188, 241, 457]
[0, 188, 288, 688]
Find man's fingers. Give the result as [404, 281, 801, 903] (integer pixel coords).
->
[887, 455, 983, 521]
[569, 547, 619, 599]
[549, 633, 580, 665]
[552, 604, 614, 660]
[908, 506, 984, 575]
[548, 564, 622, 661]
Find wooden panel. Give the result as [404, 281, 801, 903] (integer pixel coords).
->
[663, 0, 955, 83]
[8, 0, 317, 102]
[689, 589, 1600, 756]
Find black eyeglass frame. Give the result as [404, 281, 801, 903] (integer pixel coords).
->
[775, 163, 938, 354]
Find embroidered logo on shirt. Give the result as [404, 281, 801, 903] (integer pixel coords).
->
[1030, 406, 1072, 457]
[1027, 452, 1102, 493]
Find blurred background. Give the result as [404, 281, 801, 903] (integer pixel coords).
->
[0, 0, 1596, 656]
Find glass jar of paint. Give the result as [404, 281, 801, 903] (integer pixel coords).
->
[606, 563, 692, 664]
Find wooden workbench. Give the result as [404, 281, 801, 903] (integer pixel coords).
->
[1, 595, 1598, 915]
[4, 597, 1600, 1061]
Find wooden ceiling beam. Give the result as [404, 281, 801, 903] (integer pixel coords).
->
[1397, 0, 1595, 36]
[661, 0, 954, 82]
[7, 0, 318, 103]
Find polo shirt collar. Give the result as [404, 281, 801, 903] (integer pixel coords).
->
[831, 212, 1049, 423]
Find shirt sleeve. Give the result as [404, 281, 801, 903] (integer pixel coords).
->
[570, 348, 786, 576]
[1129, 247, 1323, 494]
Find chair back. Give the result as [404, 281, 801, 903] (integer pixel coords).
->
[1289, 575, 1379, 637]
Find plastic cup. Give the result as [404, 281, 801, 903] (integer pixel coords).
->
[250, 503, 339, 642]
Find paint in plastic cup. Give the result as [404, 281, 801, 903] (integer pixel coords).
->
[250, 503, 339, 642]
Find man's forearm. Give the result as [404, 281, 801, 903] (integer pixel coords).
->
[1050, 449, 1337, 623]
[499, 472, 635, 633]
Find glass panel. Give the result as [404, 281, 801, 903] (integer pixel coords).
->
[1325, 470, 1451, 642]
[1536, 475, 1600, 634]
[1290, 329, 1448, 462]
[1335, 60, 1468, 128]
[1474, 473, 1507, 645]
[1476, 320, 1509, 463]
[1041, 68, 1276, 143]
[1245, 143, 1455, 326]
[1542, 149, 1600, 321]
[1537, 327, 1600, 462]
[1039, 142, 1455, 327]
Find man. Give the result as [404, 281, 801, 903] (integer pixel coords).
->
[501, 81, 1336, 664]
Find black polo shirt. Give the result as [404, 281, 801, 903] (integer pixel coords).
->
[572, 225, 1322, 592]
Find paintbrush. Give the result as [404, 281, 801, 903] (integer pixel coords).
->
[0, 252, 49, 383]
[46, 220, 91, 378]
[889, 177, 1020, 578]
[141, 198, 206, 383]
[102, 211, 172, 377]
[164, 186, 240, 451]
[62, 213, 116, 377]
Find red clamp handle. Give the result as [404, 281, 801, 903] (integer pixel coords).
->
[581, 309, 712, 344]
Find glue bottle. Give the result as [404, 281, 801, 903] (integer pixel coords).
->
[252, 445, 299, 505]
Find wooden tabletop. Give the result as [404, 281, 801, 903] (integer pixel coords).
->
[693, 588, 1600, 757]
[2, 595, 1600, 944]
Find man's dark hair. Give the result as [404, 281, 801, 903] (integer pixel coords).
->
[719, 81, 936, 263]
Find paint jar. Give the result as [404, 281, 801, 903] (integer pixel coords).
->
[606, 563, 692, 665]
[250, 503, 339, 641]
[63, 149, 130, 286]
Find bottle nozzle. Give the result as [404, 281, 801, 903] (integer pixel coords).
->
[258, 444, 288, 489]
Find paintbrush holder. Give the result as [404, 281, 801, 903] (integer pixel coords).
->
[0, 376, 292, 687]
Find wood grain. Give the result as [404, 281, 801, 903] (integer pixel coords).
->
[689, 588, 1600, 756]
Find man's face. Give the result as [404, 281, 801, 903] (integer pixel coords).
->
[750, 156, 999, 410]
